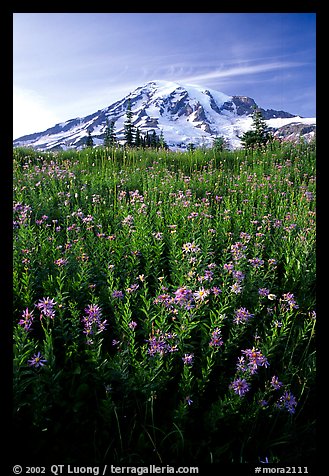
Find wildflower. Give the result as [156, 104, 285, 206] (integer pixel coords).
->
[36, 297, 57, 319]
[209, 328, 223, 347]
[232, 270, 245, 282]
[182, 242, 200, 254]
[54, 258, 68, 267]
[193, 287, 210, 302]
[281, 292, 299, 310]
[258, 288, 270, 297]
[259, 400, 269, 408]
[174, 287, 194, 308]
[268, 258, 277, 267]
[233, 307, 254, 324]
[186, 396, 193, 405]
[270, 375, 283, 390]
[128, 321, 137, 330]
[230, 378, 250, 397]
[211, 286, 222, 296]
[112, 290, 124, 299]
[241, 347, 269, 374]
[230, 282, 243, 294]
[82, 304, 107, 340]
[27, 351, 47, 368]
[153, 232, 163, 240]
[18, 307, 34, 331]
[126, 283, 139, 293]
[273, 320, 282, 329]
[223, 263, 234, 273]
[276, 391, 298, 414]
[146, 330, 178, 357]
[268, 293, 277, 301]
[236, 356, 247, 372]
[230, 241, 247, 261]
[304, 191, 314, 201]
[182, 353, 194, 366]
[122, 215, 134, 226]
[249, 257, 264, 268]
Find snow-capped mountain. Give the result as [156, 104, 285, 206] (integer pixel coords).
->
[13, 80, 316, 151]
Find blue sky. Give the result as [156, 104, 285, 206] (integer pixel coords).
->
[13, 12, 316, 139]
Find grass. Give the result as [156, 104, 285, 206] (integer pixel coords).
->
[13, 141, 316, 465]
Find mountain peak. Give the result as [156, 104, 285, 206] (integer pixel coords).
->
[13, 80, 316, 151]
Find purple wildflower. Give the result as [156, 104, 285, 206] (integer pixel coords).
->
[209, 328, 223, 347]
[241, 347, 269, 374]
[174, 287, 194, 308]
[82, 304, 107, 341]
[182, 242, 200, 254]
[230, 242, 247, 261]
[258, 288, 270, 297]
[36, 297, 57, 319]
[276, 391, 298, 414]
[249, 258, 265, 268]
[211, 286, 222, 296]
[232, 270, 245, 282]
[54, 258, 68, 267]
[182, 353, 194, 366]
[27, 351, 47, 368]
[281, 292, 299, 311]
[186, 396, 193, 405]
[223, 263, 234, 273]
[233, 307, 254, 324]
[112, 290, 124, 300]
[270, 375, 283, 390]
[146, 330, 178, 357]
[230, 378, 250, 397]
[128, 320, 137, 330]
[18, 307, 34, 331]
[230, 282, 243, 294]
[126, 283, 139, 293]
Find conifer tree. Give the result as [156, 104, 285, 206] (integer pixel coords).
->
[241, 106, 273, 151]
[103, 119, 116, 148]
[212, 136, 227, 152]
[159, 130, 168, 149]
[135, 127, 142, 148]
[150, 130, 158, 149]
[124, 98, 134, 147]
[103, 119, 111, 148]
[86, 130, 94, 148]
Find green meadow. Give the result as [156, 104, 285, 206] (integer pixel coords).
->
[13, 141, 316, 465]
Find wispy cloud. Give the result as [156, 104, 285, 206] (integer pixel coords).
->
[179, 61, 305, 85]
